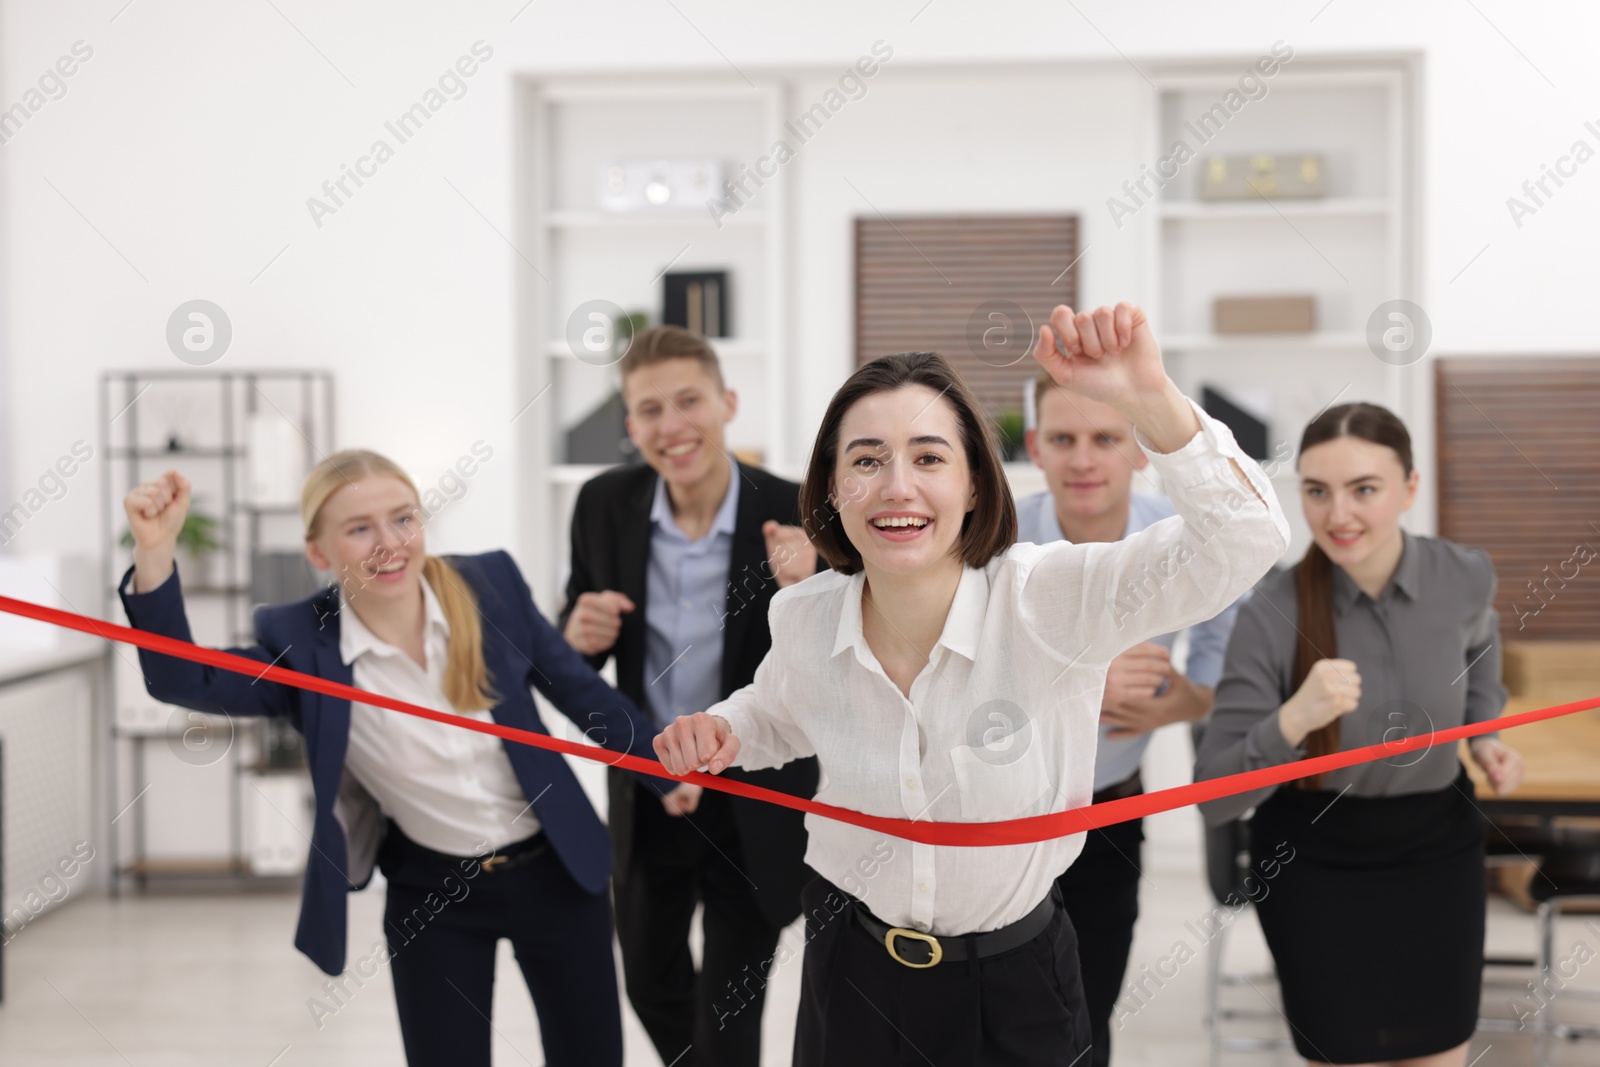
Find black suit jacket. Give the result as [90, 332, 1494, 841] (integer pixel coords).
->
[559, 460, 820, 928]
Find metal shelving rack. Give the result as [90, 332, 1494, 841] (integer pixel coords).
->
[99, 369, 334, 894]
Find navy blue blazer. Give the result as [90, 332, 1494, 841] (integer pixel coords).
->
[117, 549, 657, 976]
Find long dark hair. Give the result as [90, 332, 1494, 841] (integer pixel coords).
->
[799, 352, 1017, 575]
[1294, 403, 1413, 788]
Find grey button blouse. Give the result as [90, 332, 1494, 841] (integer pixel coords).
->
[1194, 530, 1507, 824]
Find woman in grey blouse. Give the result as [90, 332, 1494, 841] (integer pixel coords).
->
[1195, 402, 1524, 1067]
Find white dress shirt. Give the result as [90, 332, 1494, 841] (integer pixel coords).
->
[712, 400, 1288, 936]
[1015, 490, 1246, 791]
[339, 573, 540, 856]
[643, 457, 740, 729]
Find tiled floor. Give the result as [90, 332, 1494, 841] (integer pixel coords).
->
[1, 869, 1596, 1065]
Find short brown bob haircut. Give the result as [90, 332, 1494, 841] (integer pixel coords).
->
[800, 351, 1018, 575]
[618, 324, 725, 398]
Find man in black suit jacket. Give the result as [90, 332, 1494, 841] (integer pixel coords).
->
[559, 326, 820, 1067]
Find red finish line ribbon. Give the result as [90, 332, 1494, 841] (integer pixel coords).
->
[4, 592, 1596, 846]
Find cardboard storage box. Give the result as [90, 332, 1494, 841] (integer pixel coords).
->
[1213, 295, 1316, 334]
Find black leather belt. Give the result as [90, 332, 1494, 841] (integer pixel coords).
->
[477, 831, 549, 874]
[1093, 769, 1143, 805]
[851, 891, 1057, 968]
[399, 829, 549, 874]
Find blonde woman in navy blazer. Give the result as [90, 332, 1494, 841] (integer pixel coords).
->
[119, 451, 658, 1067]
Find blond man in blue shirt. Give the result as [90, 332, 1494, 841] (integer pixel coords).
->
[1016, 368, 1245, 1066]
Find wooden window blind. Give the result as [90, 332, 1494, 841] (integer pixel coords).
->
[1435, 357, 1600, 640]
[854, 215, 1080, 418]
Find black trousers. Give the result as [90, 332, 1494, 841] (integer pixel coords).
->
[1054, 813, 1144, 1067]
[792, 876, 1090, 1066]
[378, 824, 622, 1067]
[615, 787, 785, 1067]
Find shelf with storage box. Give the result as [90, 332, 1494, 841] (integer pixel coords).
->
[1147, 61, 1416, 550]
[116, 857, 249, 878]
[520, 76, 790, 606]
[1156, 196, 1392, 221]
[1162, 331, 1367, 352]
[99, 370, 333, 893]
[545, 209, 768, 229]
[105, 446, 247, 459]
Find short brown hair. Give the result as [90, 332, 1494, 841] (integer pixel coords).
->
[1031, 367, 1057, 423]
[800, 352, 1017, 575]
[618, 325, 725, 398]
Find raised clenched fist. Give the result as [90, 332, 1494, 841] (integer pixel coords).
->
[123, 470, 192, 593]
[1030, 303, 1169, 415]
[123, 470, 191, 552]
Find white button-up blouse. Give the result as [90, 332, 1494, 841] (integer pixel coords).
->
[711, 400, 1289, 936]
[339, 573, 540, 856]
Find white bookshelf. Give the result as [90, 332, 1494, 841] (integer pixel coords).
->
[1146, 62, 1419, 558]
[517, 78, 791, 609]
[513, 61, 1421, 598]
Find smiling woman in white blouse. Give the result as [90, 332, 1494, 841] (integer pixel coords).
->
[654, 302, 1290, 1066]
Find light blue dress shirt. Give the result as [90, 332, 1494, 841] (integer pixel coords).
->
[642, 461, 741, 730]
[1015, 490, 1244, 791]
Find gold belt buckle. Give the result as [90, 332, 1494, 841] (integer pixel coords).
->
[479, 854, 506, 873]
[884, 927, 943, 968]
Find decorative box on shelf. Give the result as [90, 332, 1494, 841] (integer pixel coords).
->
[1213, 295, 1316, 335]
[663, 270, 730, 337]
[598, 159, 723, 213]
[1200, 153, 1326, 201]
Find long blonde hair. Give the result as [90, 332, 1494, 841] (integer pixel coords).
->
[301, 449, 499, 713]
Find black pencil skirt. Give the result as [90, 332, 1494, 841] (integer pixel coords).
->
[1248, 765, 1487, 1063]
[791, 876, 1091, 1066]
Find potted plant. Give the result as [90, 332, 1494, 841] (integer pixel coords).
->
[614, 309, 650, 361]
[994, 409, 1027, 463]
[121, 499, 223, 587]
